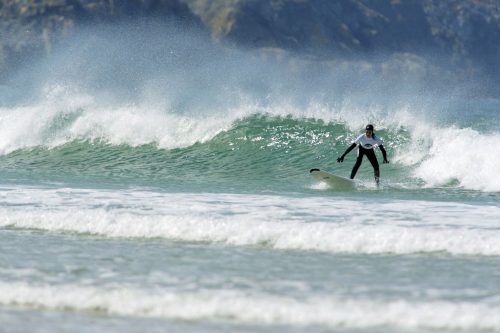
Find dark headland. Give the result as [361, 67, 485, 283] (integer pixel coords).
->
[1, 0, 499, 95]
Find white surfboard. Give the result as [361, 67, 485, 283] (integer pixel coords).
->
[310, 168, 356, 190]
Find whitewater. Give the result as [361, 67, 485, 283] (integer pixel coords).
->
[1, 23, 499, 333]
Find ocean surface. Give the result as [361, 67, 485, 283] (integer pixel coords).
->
[1, 27, 500, 332]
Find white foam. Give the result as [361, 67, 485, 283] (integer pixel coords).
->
[0, 85, 234, 154]
[0, 84, 435, 155]
[0, 281, 499, 330]
[412, 127, 500, 192]
[1, 187, 499, 256]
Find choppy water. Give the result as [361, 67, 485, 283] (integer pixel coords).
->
[1, 23, 500, 333]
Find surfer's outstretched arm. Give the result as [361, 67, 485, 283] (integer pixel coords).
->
[379, 145, 389, 163]
[337, 143, 356, 163]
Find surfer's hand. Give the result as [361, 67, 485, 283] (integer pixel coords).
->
[337, 156, 344, 163]
[383, 159, 389, 164]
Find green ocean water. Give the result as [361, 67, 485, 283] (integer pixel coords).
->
[1, 112, 498, 201]
[0, 116, 386, 189]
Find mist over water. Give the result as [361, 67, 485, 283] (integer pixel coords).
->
[4, 21, 474, 111]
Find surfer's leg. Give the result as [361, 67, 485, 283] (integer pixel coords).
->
[366, 150, 380, 185]
[350, 149, 364, 179]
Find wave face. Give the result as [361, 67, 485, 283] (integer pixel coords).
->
[1, 97, 500, 192]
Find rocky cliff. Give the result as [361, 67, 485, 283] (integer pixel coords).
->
[183, 0, 499, 86]
[1, 0, 499, 92]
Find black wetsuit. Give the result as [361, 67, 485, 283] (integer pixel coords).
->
[338, 137, 388, 184]
[351, 145, 380, 180]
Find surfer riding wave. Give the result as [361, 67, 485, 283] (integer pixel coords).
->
[337, 124, 389, 185]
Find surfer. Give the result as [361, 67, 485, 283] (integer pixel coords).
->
[337, 124, 389, 185]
